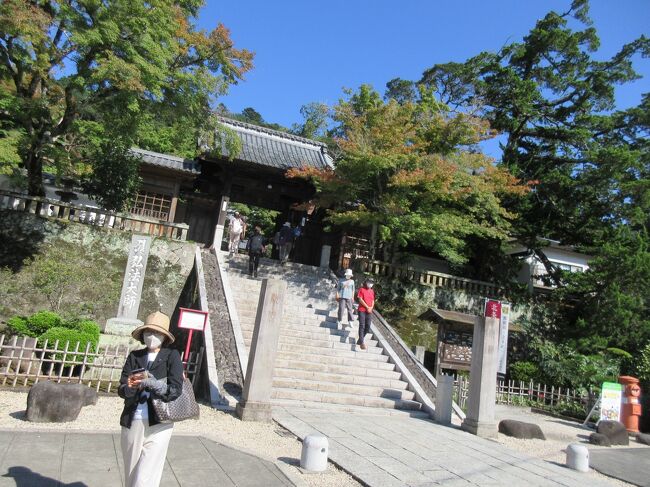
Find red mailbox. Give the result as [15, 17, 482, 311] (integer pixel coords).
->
[619, 375, 642, 433]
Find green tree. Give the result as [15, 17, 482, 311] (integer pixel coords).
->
[418, 0, 650, 357]
[289, 84, 528, 264]
[0, 0, 253, 196]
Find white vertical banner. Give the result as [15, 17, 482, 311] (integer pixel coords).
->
[497, 302, 510, 375]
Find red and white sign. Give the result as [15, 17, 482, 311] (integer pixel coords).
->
[484, 299, 502, 319]
[178, 308, 208, 331]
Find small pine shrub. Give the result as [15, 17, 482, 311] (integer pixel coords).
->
[26, 311, 63, 336]
[6, 316, 32, 337]
[38, 327, 99, 364]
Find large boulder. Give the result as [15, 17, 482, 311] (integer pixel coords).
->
[589, 433, 611, 447]
[26, 381, 98, 423]
[596, 420, 629, 446]
[498, 419, 546, 440]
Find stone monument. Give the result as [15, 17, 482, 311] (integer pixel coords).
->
[104, 235, 152, 339]
[236, 278, 286, 421]
[461, 305, 500, 438]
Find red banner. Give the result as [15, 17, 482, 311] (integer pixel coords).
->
[484, 299, 502, 319]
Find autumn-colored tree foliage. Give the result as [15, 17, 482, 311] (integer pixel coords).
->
[0, 0, 253, 197]
[289, 85, 528, 264]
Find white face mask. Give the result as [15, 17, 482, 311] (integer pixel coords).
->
[367, 284, 374, 289]
[143, 331, 165, 350]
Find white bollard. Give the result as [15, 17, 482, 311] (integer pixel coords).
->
[566, 443, 589, 472]
[435, 373, 454, 425]
[300, 433, 329, 472]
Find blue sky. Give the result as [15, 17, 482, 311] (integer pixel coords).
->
[199, 0, 649, 146]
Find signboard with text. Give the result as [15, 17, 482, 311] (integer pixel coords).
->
[497, 303, 511, 375]
[484, 299, 502, 320]
[178, 308, 208, 331]
[600, 382, 623, 422]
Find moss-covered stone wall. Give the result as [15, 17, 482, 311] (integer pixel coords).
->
[0, 210, 196, 327]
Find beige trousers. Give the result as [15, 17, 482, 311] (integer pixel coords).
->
[121, 420, 173, 487]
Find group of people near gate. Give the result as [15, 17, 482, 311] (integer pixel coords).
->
[336, 268, 376, 350]
[227, 211, 301, 277]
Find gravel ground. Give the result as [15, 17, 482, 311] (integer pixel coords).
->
[0, 390, 360, 487]
[494, 404, 648, 486]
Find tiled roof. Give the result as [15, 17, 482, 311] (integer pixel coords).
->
[214, 117, 334, 171]
[419, 308, 478, 326]
[130, 148, 201, 174]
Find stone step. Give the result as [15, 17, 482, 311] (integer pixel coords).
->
[273, 367, 408, 390]
[275, 350, 396, 370]
[271, 387, 421, 410]
[241, 330, 381, 351]
[273, 400, 430, 418]
[270, 342, 388, 361]
[272, 376, 414, 400]
[273, 358, 402, 380]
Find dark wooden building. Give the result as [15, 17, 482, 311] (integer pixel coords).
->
[129, 117, 335, 266]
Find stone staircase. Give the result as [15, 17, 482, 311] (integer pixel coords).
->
[222, 253, 424, 414]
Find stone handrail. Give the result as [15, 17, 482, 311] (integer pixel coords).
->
[0, 189, 188, 241]
[359, 259, 499, 296]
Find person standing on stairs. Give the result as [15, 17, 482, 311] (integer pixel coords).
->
[336, 268, 356, 329]
[356, 278, 376, 350]
[228, 211, 245, 256]
[246, 226, 266, 277]
[278, 222, 294, 264]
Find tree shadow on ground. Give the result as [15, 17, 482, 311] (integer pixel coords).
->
[2, 466, 88, 487]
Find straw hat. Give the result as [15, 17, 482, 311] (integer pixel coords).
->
[131, 311, 175, 345]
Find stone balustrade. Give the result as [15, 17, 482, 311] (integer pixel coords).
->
[0, 189, 189, 241]
[359, 259, 499, 296]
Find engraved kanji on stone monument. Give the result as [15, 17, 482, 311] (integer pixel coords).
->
[104, 235, 151, 337]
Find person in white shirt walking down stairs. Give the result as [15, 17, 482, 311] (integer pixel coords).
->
[228, 211, 245, 256]
[336, 269, 355, 330]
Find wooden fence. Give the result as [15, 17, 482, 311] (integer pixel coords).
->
[453, 375, 590, 412]
[0, 335, 203, 393]
[0, 189, 189, 241]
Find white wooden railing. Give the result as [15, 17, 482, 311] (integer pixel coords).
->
[0, 189, 189, 241]
[359, 259, 499, 296]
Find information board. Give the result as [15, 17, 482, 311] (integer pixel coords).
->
[600, 382, 623, 422]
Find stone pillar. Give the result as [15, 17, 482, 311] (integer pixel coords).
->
[461, 315, 499, 438]
[211, 195, 230, 250]
[435, 373, 454, 425]
[319, 245, 331, 268]
[412, 345, 425, 363]
[105, 235, 151, 336]
[236, 278, 286, 422]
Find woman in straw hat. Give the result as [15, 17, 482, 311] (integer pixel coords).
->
[118, 311, 183, 487]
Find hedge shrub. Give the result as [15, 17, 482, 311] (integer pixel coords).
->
[6, 316, 32, 337]
[38, 326, 99, 364]
[26, 311, 63, 335]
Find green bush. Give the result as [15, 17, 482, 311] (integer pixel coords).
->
[69, 320, 100, 342]
[6, 316, 32, 337]
[510, 361, 540, 383]
[38, 326, 99, 364]
[26, 311, 63, 336]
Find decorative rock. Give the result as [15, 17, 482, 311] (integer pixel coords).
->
[498, 419, 546, 440]
[597, 420, 629, 446]
[636, 433, 650, 445]
[566, 443, 590, 472]
[589, 432, 611, 447]
[26, 381, 97, 423]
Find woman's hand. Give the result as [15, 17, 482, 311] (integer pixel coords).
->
[127, 371, 146, 389]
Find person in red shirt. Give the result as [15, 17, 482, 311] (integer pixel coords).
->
[356, 278, 376, 350]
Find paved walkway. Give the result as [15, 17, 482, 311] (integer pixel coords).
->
[274, 407, 615, 487]
[0, 431, 293, 487]
[590, 448, 650, 487]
